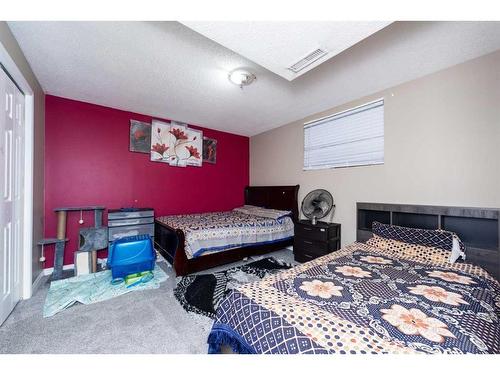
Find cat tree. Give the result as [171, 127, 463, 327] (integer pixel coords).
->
[38, 206, 106, 280]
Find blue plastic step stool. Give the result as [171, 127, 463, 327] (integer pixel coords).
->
[107, 235, 156, 279]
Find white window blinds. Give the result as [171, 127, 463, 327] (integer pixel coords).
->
[303, 99, 384, 170]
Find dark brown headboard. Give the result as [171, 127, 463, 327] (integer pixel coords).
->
[356, 202, 500, 280]
[245, 185, 300, 222]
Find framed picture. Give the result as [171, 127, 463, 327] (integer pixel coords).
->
[203, 137, 217, 164]
[167, 122, 189, 167]
[150, 119, 203, 167]
[150, 119, 172, 163]
[170, 120, 187, 128]
[129, 120, 151, 153]
[185, 128, 203, 167]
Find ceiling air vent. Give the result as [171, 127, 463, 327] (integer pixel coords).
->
[287, 48, 328, 73]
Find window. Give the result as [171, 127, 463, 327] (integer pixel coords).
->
[303, 99, 384, 170]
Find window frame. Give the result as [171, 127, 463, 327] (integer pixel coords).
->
[303, 98, 385, 171]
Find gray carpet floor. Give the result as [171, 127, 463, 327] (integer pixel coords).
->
[0, 248, 295, 354]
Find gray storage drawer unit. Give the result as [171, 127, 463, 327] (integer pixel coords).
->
[107, 208, 154, 244]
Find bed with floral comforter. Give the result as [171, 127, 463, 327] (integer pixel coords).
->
[207, 239, 500, 354]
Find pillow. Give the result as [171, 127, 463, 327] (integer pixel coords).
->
[233, 205, 292, 220]
[366, 234, 453, 264]
[370, 222, 466, 263]
[450, 235, 467, 263]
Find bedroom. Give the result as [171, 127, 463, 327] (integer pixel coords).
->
[0, 0, 499, 372]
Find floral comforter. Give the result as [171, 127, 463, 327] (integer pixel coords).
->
[207, 242, 500, 354]
[156, 211, 294, 259]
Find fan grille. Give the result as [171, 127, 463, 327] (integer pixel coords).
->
[301, 189, 334, 220]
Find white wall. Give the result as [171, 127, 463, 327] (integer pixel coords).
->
[251, 50, 500, 245]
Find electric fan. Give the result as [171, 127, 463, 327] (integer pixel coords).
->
[301, 189, 335, 225]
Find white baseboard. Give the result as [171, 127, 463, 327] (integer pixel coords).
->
[42, 257, 109, 276]
[43, 263, 75, 276]
[29, 270, 45, 298]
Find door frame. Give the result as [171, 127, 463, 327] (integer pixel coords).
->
[0, 41, 35, 299]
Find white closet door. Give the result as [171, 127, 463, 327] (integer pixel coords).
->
[0, 67, 24, 326]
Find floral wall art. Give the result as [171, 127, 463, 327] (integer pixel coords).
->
[150, 119, 171, 162]
[184, 128, 203, 167]
[150, 119, 203, 167]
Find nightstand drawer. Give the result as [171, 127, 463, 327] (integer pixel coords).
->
[294, 238, 339, 255]
[108, 217, 154, 227]
[295, 224, 330, 241]
[294, 252, 317, 263]
[108, 224, 154, 241]
[294, 245, 339, 262]
[108, 209, 154, 220]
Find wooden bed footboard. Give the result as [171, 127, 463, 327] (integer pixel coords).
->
[154, 220, 193, 275]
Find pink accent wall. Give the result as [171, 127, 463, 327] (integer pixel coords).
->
[44, 95, 249, 267]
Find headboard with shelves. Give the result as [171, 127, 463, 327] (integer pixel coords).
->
[357, 202, 500, 280]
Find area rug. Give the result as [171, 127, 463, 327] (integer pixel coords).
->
[43, 264, 168, 317]
[174, 257, 292, 319]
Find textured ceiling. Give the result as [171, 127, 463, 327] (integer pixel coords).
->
[8, 21, 500, 136]
[181, 21, 392, 80]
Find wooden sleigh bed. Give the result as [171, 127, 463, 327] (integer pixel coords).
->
[154, 185, 299, 276]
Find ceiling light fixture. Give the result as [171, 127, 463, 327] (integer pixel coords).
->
[228, 69, 256, 89]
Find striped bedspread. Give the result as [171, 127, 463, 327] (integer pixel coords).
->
[207, 242, 500, 354]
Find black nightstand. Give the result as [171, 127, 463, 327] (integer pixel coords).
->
[294, 220, 341, 262]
